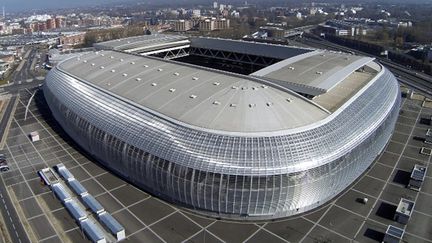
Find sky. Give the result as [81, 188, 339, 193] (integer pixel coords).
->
[0, 0, 127, 12]
[2, 0, 432, 13]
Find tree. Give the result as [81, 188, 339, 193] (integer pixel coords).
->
[376, 27, 390, 43]
[83, 32, 97, 47]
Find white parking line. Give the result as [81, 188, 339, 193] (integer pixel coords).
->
[21, 89, 153, 237]
[354, 97, 432, 240]
[404, 231, 432, 243]
[6, 134, 63, 243]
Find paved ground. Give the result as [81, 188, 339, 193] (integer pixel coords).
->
[0, 87, 431, 243]
[0, 94, 30, 243]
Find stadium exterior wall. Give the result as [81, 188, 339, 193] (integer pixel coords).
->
[43, 65, 400, 220]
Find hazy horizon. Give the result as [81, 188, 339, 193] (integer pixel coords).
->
[2, 0, 432, 13]
[1, 0, 128, 12]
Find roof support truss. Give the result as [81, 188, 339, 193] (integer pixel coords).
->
[150, 47, 190, 60]
[189, 47, 280, 67]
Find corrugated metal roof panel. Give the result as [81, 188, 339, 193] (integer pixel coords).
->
[82, 194, 105, 214]
[67, 179, 88, 196]
[386, 225, 404, 238]
[190, 37, 313, 60]
[58, 51, 328, 133]
[57, 164, 74, 181]
[99, 212, 124, 233]
[51, 183, 71, 202]
[65, 199, 87, 222]
[80, 219, 106, 243]
[411, 164, 426, 181]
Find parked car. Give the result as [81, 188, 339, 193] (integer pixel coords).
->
[0, 165, 9, 172]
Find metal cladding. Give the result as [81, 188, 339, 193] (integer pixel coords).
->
[98, 212, 126, 241]
[67, 179, 88, 197]
[82, 194, 105, 215]
[51, 183, 72, 202]
[80, 219, 106, 243]
[43, 40, 400, 220]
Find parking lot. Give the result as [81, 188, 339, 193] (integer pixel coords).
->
[0, 86, 431, 243]
[0, 34, 60, 46]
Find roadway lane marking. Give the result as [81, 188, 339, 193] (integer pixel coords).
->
[7, 100, 63, 243]
[0, 173, 26, 243]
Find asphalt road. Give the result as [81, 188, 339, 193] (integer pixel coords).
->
[2, 79, 44, 94]
[2, 47, 46, 95]
[0, 95, 30, 243]
[0, 46, 45, 243]
[11, 49, 35, 82]
[0, 96, 16, 144]
[0, 177, 30, 243]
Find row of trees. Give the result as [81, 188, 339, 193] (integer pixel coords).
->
[369, 25, 432, 46]
[326, 35, 432, 75]
[83, 25, 148, 47]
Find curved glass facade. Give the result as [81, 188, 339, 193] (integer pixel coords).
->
[43, 65, 400, 219]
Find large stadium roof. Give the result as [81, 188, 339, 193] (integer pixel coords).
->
[94, 34, 189, 52]
[189, 37, 313, 60]
[252, 50, 376, 96]
[95, 35, 314, 60]
[58, 51, 329, 133]
[58, 35, 382, 133]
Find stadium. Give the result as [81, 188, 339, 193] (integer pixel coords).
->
[43, 34, 400, 220]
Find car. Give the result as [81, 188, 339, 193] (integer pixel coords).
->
[0, 165, 9, 172]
